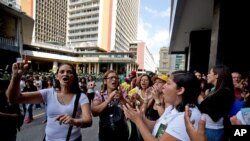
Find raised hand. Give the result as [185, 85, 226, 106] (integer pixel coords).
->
[123, 103, 142, 123]
[184, 105, 207, 141]
[230, 116, 242, 125]
[12, 62, 29, 78]
[145, 87, 154, 100]
[151, 85, 161, 101]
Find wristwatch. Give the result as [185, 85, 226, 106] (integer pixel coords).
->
[155, 102, 162, 106]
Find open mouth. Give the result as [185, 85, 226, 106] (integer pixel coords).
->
[63, 77, 69, 82]
[111, 82, 117, 87]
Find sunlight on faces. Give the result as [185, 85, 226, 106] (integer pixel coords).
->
[56, 64, 74, 87]
[162, 77, 181, 105]
[140, 76, 150, 89]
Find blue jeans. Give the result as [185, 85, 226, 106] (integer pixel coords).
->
[23, 104, 33, 118]
[205, 128, 224, 141]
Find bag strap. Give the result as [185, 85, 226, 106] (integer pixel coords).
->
[66, 93, 81, 141]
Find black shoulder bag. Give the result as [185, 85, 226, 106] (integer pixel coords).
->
[66, 93, 81, 141]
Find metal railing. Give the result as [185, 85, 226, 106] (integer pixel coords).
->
[0, 37, 17, 46]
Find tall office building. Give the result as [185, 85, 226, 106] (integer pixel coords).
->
[30, 0, 68, 45]
[67, 0, 140, 52]
[159, 47, 170, 74]
[130, 41, 156, 73]
[169, 54, 185, 72]
[17, 0, 140, 73]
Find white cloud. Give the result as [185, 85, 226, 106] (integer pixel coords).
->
[160, 7, 171, 17]
[144, 6, 170, 17]
[137, 18, 169, 67]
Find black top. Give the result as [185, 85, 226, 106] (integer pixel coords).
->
[199, 88, 235, 122]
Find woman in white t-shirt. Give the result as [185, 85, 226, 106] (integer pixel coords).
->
[123, 71, 201, 141]
[6, 62, 92, 141]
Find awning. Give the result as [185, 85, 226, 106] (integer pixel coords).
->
[169, 0, 213, 54]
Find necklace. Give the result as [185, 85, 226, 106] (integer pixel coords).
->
[57, 94, 65, 105]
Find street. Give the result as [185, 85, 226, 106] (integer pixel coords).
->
[17, 81, 102, 141]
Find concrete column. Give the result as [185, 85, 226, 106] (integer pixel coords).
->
[110, 63, 113, 70]
[88, 63, 91, 74]
[209, 3, 221, 69]
[76, 63, 79, 74]
[17, 17, 23, 55]
[126, 63, 129, 77]
[97, 63, 100, 74]
[82, 64, 85, 74]
[91, 66, 94, 74]
[94, 63, 97, 74]
[52, 61, 58, 73]
[115, 64, 118, 72]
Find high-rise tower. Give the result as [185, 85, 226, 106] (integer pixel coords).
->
[33, 0, 68, 45]
[67, 0, 140, 52]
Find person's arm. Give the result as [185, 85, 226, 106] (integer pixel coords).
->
[6, 63, 43, 104]
[91, 90, 116, 116]
[72, 103, 93, 127]
[123, 103, 158, 141]
[153, 98, 165, 116]
[230, 116, 242, 125]
[199, 89, 234, 122]
[55, 103, 92, 128]
[184, 105, 207, 141]
[142, 116, 157, 131]
[91, 98, 111, 116]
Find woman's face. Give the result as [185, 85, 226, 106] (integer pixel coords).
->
[47, 80, 52, 85]
[56, 64, 74, 87]
[162, 77, 179, 105]
[105, 72, 119, 91]
[153, 79, 165, 92]
[140, 76, 150, 89]
[207, 69, 217, 86]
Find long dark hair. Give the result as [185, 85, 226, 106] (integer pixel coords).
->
[211, 65, 234, 95]
[138, 74, 153, 89]
[54, 63, 81, 94]
[172, 71, 201, 112]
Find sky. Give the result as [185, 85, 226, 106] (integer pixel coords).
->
[138, 0, 171, 66]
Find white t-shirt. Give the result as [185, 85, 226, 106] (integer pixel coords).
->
[34, 79, 43, 90]
[203, 114, 224, 129]
[39, 88, 89, 141]
[152, 105, 201, 141]
[236, 108, 250, 125]
[20, 80, 26, 92]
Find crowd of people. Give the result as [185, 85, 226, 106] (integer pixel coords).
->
[0, 60, 250, 141]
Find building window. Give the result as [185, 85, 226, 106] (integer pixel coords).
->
[163, 53, 168, 59]
[162, 63, 167, 68]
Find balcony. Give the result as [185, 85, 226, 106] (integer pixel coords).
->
[0, 37, 18, 52]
